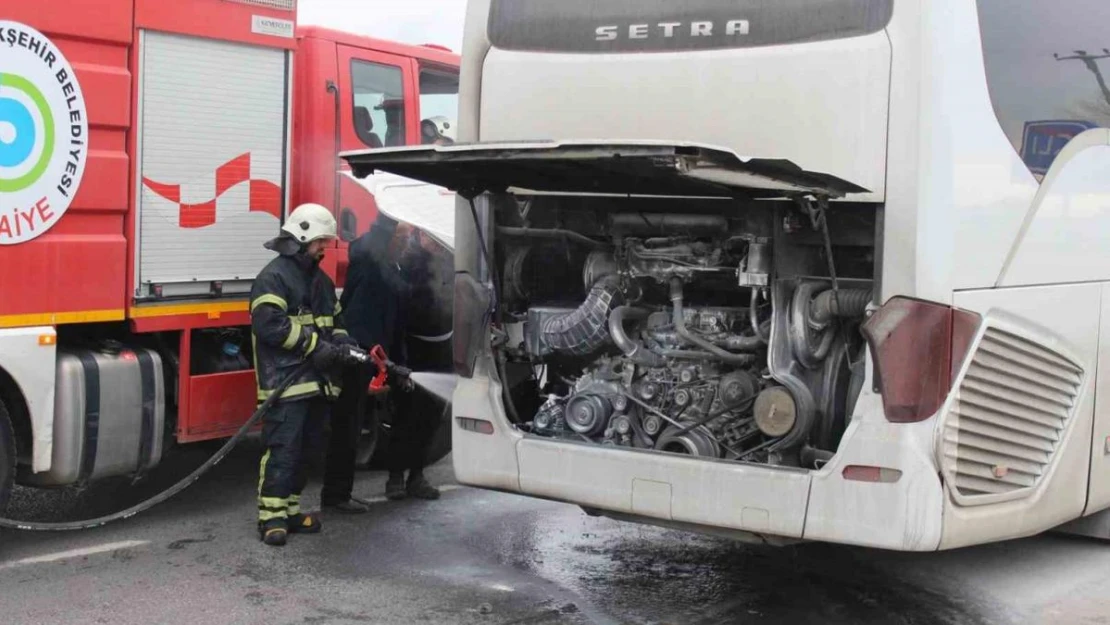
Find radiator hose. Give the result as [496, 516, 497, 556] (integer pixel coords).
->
[0, 360, 314, 532]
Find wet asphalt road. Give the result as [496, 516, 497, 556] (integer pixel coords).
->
[1, 439, 1109, 625]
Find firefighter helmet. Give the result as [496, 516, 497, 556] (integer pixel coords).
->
[421, 116, 457, 143]
[282, 203, 337, 243]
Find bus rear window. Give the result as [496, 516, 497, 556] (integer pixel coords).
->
[488, 0, 893, 54]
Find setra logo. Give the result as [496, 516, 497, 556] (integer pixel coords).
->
[0, 21, 87, 245]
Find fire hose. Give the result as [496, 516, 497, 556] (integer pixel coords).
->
[0, 345, 409, 532]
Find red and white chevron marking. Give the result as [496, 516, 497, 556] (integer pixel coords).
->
[142, 153, 282, 229]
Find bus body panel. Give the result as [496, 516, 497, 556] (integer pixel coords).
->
[998, 133, 1110, 288]
[803, 382, 944, 551]
[451, 365, 524, 492]
[1089, 283, 1110, 515]
[940, 284, 1099, 549]
[882, 0, 1038, 306]
[477, 33, 890, 204]
[518, 439, 811, 538]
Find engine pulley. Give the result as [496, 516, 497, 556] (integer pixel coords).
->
[753, 386, 797, 438]
[565, 393, 613, 436]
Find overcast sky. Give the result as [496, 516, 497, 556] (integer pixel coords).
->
[298, 0, 468, 51]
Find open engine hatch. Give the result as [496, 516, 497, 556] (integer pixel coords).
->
[340, 140, 869, 199]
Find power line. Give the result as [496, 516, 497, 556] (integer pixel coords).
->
[1054, 48, 1110, 107]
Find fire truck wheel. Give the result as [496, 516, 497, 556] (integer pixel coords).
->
[355, 399, 383, 468]
[0, 399, 15, 514]
[357, 386, 452, 470]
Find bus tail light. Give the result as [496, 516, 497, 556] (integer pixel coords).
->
[453, 273, 493, 378]
[861, 297, 980, 423]
[457, 417, 494, 434]
[842, 465, 903, 483]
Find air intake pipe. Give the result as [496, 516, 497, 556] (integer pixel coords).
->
[539, 274, 624, 356]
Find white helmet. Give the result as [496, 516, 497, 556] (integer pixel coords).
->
[282, 203, 337, 243]
[421, 116, 456, 143]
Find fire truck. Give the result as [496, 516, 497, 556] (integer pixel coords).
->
[0, 0, 460, 510]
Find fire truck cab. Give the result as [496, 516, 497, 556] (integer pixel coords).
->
[0, 0, 460, 509]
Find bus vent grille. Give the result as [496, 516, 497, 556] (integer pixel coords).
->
[942, 327, 1082, 498]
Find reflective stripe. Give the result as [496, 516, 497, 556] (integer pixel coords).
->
[304, 332, 319, 356]
[257, 381, 320, 401]
[257, 450, 271, 496]
[287, 494, 301, 516]
[258, 508, 287, 521]
[291, 313, 316, 325]
[282, 321, 302, 350]
[333, 328, 349, 337]
[259, 496, 287, 509]
[250, 294, 288, 313]
[314, 315, 334, 328]
[325, 383, 342, 398]
[335, 301, 343, 316]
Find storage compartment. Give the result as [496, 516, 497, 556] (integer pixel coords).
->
[178, 369, 258, 443]
[135, 30, 290, 300]
[23, 346, 166, 487]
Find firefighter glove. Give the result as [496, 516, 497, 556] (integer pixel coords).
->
[332, 333, 360, 349]
[310, 340, 342, 370]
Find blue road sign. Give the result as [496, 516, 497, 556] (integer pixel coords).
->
[1020, 120, 1099, 175]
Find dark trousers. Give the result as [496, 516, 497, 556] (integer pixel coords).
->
[322, 363, 373, 505]
[386, 381, 441, 475]
[257, 397, 327, 523]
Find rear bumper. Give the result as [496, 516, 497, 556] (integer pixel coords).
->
[451, 356, 946, 551]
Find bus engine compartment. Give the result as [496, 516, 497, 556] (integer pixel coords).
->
[493, 196, 879, 470]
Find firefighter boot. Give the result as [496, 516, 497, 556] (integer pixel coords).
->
[385, 472, 407, 500]
[287, 513, 322, 535]
[259, 519, 288, 546]
[406, 472, 441, 500]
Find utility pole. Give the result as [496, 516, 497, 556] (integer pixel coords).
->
[1054, 48, 1110, 108]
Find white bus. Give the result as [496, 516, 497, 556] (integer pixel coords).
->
[343, 0, 1110, 551]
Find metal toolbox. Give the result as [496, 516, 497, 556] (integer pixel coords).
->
[23, 346, 166, 487]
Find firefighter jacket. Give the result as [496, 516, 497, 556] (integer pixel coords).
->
[249, 236, 350, 403]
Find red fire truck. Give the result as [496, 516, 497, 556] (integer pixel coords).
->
[0, 0, 460, 509]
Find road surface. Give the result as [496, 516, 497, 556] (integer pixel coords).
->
[1, 438, 1108, 625]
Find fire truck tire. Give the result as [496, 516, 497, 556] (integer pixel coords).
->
[0, 399, 15, 515]
[357, 386, 452, 470]
[355, 400, 382, 468]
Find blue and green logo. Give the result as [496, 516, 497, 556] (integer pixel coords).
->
[0, 73, 54, 193]
[0, 20, 86, 245]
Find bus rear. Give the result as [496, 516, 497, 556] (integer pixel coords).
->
[343, 0, 1110, 551]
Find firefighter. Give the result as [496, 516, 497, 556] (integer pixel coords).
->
[420, 116, 456, 145]
[250, 202, 362, 546]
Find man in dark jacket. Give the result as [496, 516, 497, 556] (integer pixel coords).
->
[250, 202, 362, 546]
[322, 213, 439, 511]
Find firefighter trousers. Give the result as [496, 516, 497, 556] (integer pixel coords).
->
[257, 397, 327, 524]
